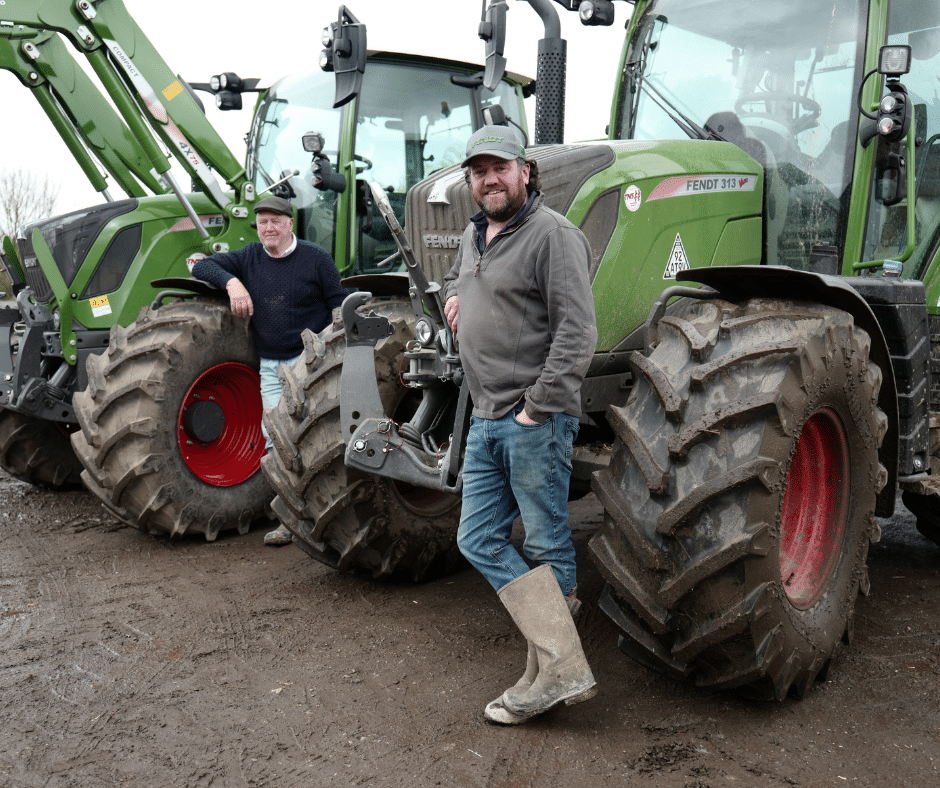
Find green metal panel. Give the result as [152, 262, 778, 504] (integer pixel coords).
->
[571, 139, 762, 350]
[0, 29, 165, 197]
[842, 0, 890, 273]
[66, 193, 254, 330]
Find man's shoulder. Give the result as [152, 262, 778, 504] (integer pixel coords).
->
[295, 238, 334, 261]
[530, 201, 579, 233]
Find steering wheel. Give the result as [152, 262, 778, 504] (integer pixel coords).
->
[735, 92, 822, 134]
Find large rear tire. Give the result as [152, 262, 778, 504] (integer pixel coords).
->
[0, 409, 83, 488]
[262, 298, 463, 580]
[71, 299, 272, 540]
[590, 298, 887, 699]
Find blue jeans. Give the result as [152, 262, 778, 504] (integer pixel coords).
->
[457, 403, 579, 596]
[259, 354, 301, 450]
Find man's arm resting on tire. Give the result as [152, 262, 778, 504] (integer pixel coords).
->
[191, 254, 252, 317]
[226, 278, 254, 317]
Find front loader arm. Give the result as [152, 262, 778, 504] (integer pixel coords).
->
[3, 0, 256, 245]
[0, 28, 165, 199]
[70, 0, 248, 203]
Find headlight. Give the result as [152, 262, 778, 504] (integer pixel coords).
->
[414, 317, 435, 346]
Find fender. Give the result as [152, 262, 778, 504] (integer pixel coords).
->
[340, 272, 411, 298]
[149, 277, 228, 308]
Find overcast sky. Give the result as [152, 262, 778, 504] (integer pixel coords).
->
[0, 0, 629, 216]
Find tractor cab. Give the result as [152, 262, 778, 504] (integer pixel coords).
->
[617, 0, 940, 279]
[245, 52, 529, 277]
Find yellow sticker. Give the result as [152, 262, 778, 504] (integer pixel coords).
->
[89, 295, 112, 317]
[163, 80, 184, 101]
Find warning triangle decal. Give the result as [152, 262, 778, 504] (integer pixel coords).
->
[663, 233, 691, 279]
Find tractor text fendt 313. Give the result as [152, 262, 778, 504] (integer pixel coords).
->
[0, 1, 529, 539]
[264, 0, 940, 699]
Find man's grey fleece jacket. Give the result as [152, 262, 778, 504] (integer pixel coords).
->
[442, 192, 597, 423]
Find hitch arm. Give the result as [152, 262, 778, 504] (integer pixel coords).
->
[368, 181, 448, 328]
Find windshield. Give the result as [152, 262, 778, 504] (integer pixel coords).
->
[246, 61, 523, 273]
[619, 0, 864, 269]
[356, 62, 520, 193]
[246, 68, 342, 255]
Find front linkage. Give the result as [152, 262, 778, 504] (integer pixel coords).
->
[341, 183, 468, 494]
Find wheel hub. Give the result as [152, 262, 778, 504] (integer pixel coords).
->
[180, 399, 225, 443]
[177, 362, 264, 486]
[779, 407, 850, 609]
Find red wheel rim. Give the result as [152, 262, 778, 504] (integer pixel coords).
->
[177, 362, 264, 486]
[779, 407, 850, 609]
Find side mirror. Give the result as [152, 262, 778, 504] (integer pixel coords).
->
[479, 1, 507, 91]
[482, 104, 507, 126]
[320, 6, 367, 108]
[875, 150, 907, 207]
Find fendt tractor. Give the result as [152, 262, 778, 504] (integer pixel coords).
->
[0, 1, 529, 539]
[263, 0, 940, 700]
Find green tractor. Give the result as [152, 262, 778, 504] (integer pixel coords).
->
[263, 0, 940, 698]
[0, 1, 529, 539]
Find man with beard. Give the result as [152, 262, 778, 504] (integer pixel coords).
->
[442, 125, 598, 725]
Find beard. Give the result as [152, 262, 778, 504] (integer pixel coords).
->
[479, 189, 527, 223]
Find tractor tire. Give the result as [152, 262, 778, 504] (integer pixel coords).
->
[0, 409, 83, 488]
[589, 297, 888, 700]
[261, 298, 462, 580]
[71, 299, 272, 540]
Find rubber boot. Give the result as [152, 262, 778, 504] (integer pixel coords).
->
[483, 642, 538, 724]
[483, 587, 584, 724]
[264, 523, 293, 546]
[497, 564, 597, 718]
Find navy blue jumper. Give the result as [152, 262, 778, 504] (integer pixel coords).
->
[192, 239, 347, 360]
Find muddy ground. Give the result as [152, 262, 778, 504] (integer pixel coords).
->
[0, 469, 938, 788]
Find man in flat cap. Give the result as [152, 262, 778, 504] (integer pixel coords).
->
[442, 126, 598, 724]
[193, 195, 346, 545]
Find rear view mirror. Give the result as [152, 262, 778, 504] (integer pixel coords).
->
[320, 6, 367, 108]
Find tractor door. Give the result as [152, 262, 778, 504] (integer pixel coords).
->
[858, 3, 940, 282]
[349, 59, 523, 276]
[245, 67, 346, 263]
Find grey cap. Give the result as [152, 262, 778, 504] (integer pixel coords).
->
[253, 195, 293, 217]
[462, 125, 526, 167]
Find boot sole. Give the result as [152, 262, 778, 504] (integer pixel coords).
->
[564, 684, 598, 706]
[505, 681, 598, 716]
